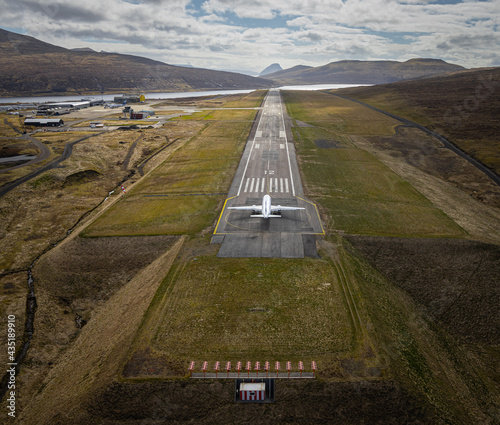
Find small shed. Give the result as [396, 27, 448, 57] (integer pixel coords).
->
[239, 382, 265, 401]
[234, 378, 274, 403]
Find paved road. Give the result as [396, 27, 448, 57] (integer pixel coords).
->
[331, 93, 500, 187]
[213, 89, 323, 258]
[0, 132, 104, 198]
[0, 134, 52, 175]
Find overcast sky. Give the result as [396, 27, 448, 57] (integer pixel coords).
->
[1, 0, 499, 74]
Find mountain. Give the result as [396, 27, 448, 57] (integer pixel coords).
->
[265, 59, 466, 85]
[260, 63, 283, 76]
[70, 47, 96, 53]
[0, 29, 274, 96]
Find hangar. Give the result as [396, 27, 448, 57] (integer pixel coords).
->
[24, 118, 64, 127]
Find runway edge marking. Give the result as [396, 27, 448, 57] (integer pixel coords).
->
[296, 196, 325, 235]
[214, 196, 236, 234]
[278, 89, 296, 197]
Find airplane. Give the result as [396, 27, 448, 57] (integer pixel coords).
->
[227, 194, 304, 218]
[104, 103, 123, 109]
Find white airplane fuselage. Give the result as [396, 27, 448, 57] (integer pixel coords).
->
[262, 194, 272, 218]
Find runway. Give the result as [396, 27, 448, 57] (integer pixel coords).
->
[213, 89, 323, 258]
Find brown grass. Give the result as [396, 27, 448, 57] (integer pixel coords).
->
[334, 68, 500, 175]
[18, 237, 185, 425]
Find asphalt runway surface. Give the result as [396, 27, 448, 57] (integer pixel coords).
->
[213, 89, 323, 258]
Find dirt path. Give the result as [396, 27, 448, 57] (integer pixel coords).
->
[122, 133, 144, 170]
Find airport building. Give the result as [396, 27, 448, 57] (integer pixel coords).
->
[130, 110, 154, 119]
[37, 101, 90, 111]
[24, 118, 64, 127]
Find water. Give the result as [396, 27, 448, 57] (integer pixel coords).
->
[0, 84, 370, 105]
[0, 89, 255, 105]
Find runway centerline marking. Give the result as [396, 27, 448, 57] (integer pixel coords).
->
[236, 92, 269, 196]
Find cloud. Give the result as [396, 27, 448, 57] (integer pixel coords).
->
[202, 0, 278, 19]
[0, 0, 498, 74]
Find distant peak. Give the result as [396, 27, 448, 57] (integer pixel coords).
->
[260, 63, 283, 76]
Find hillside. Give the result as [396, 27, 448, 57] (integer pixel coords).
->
[333, 67, 500, 177]
[266, 59, 465, 84]
[0, 29, 274, 96]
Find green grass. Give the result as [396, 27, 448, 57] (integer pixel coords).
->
[284, 90, 466, 237]
[172, 108, 257, 122]
[82, 195, 222, 236]
[222, 90, 266, 108]
[286, 90, 399, 136]
[344, 239, 474, 423]
[84, 105, 255, 236]
[150, 255, 352, 363]
[136, 122, 252, 195]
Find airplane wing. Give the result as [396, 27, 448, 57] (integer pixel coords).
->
[270, 205, 305, 211]
[227, 205, 262, 211]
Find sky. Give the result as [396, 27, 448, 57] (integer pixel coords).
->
[0, 0, 499, 74]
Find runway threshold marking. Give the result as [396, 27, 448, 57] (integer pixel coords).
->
[242, 177, 290, 193]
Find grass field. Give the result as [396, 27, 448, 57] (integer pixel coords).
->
[284, 90, 466, 237]
[0, 113, 23, 136]
[84, 109, 256, 237]
[123, 236, 378, 381]
[151, 256, 352, 361]
[221, 90, 266, 108]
